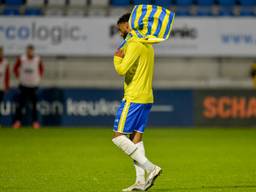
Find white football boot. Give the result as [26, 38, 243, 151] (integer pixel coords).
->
[122, 181, 145, 191]
[144, 166, 162, 191]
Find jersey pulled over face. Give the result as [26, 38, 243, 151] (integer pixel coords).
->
[114, 36, 154, 104]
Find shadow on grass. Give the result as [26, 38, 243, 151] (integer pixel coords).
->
[154, 185, 256, 191]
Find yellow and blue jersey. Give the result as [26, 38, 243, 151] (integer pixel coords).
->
[113, 4, 175, 134]
[114, 35, 155, 104]
[114, 4, 175, 104]
[129, 4, 175, 43]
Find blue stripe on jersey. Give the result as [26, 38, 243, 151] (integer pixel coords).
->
[154, 7, 167, 37]
[147, 5, 158, 36]
[138, 4, 148, 30]
[163, 11, 175, 39]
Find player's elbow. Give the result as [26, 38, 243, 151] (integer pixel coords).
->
[117, 71, 126, 76]
[115, 67, 126, 76]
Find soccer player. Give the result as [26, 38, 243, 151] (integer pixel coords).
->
[12, 45, 44, 129]
[0, 47, 10, 126]
[112, 13, 162, 191]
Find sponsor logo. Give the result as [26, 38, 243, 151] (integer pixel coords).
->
[0, 22, 87, 45]
[172, 25, 198, 39]
[203, 96, 256, 119]
[0, 100, 63, 116]
[110, 24, 198, 40]
[67, 98, 119, 116]
[221, 34, 256, 45]
[0, 98, 120, 117]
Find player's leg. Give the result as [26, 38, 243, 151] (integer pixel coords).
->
[112, 102, 156, 174]
[113, 132, 157, 191]
[131, 105, 162, 191]
[0, 91, 3, 102]
[13, 85, 26, 128]
[131, 134, 162, 191]
[31, 87, 40, 129]
[121, 132, 146, 191]
[130, 132, 145, 184]
[112, 102, 162, 191]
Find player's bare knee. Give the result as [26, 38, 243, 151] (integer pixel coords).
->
[112, 132, 124, 139]
[132, 132, 143, 144]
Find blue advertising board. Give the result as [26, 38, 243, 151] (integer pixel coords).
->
[149, 90, 194, 126]
[0, 88, 194, 127]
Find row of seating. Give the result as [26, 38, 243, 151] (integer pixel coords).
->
[0, 0, 255, 7]
[0, 5, 255, 16]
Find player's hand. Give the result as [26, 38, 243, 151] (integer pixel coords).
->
[115, 49, 125, 58]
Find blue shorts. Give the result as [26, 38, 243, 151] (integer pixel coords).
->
[113, 100, 152, 134]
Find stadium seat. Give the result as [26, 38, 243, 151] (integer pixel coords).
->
[217, 0, 236, 6]
[175, 7, 191, 16]
[45, 7, 64, 16]
[196, 6, 213, 16]
[176, 0, 193, 6]
[48, 0, 66, 6]
[26, 0, 45, 6]
[88, 7, 107, 16]
[218, 6, 234, 16]
[133, 0, 153, 5]
[66, 7, 85, 16]
[5, 0, 23, 5]
[239, 6, 255, 16]
[90, 0, 109, 7]
[111, 0, 130, 6]
[239, 0, 256, 6]
[154, 0, 172, 8]
[3, 7, 20, 15]
[109, 7, 130, 16]
[24, 7, 43, 16]
[69, 0, 88, 6]
[196, 0, 215, 6]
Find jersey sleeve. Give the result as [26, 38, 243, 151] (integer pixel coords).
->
[13, 57, 21, 78]
[5, 64, 10, 90]
[39, 58, 44, 77]
[114, 41, 142, 76]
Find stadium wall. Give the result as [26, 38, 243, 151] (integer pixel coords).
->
[1, 17, 255, 127]
[6, 57, 254, 89]
[1, 17, 256, 57]
[2, 17, 255, 89]
[1, 88, 256, 127]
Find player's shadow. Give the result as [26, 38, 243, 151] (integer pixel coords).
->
[154, 184, 256, 191]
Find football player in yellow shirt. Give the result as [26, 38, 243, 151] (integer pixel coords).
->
[112, 13, 161, 192]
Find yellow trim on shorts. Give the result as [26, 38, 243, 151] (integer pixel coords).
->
[118, 101, 131, 133]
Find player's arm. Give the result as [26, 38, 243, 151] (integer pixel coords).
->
[4, 64, 10, 91]
[39, 58, 44, 77]
[13, 57, 21, 79]
[114, 41, 142, 76]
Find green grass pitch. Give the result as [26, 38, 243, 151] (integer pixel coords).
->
[0, 127, 256, 192]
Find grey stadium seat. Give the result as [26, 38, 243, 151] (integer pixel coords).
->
[88, 7, 107, 16]
[26, 0, 45, 6]
[109, 7, 131, 16]
[90, 0, 109, 7]
[45, 7, 64, 16]
[66, 7, 86, 16]
[47, 0, 66, 6]
[69, 0, 88, 6]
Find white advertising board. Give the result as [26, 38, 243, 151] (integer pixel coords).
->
[0, 17, 255, 57]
